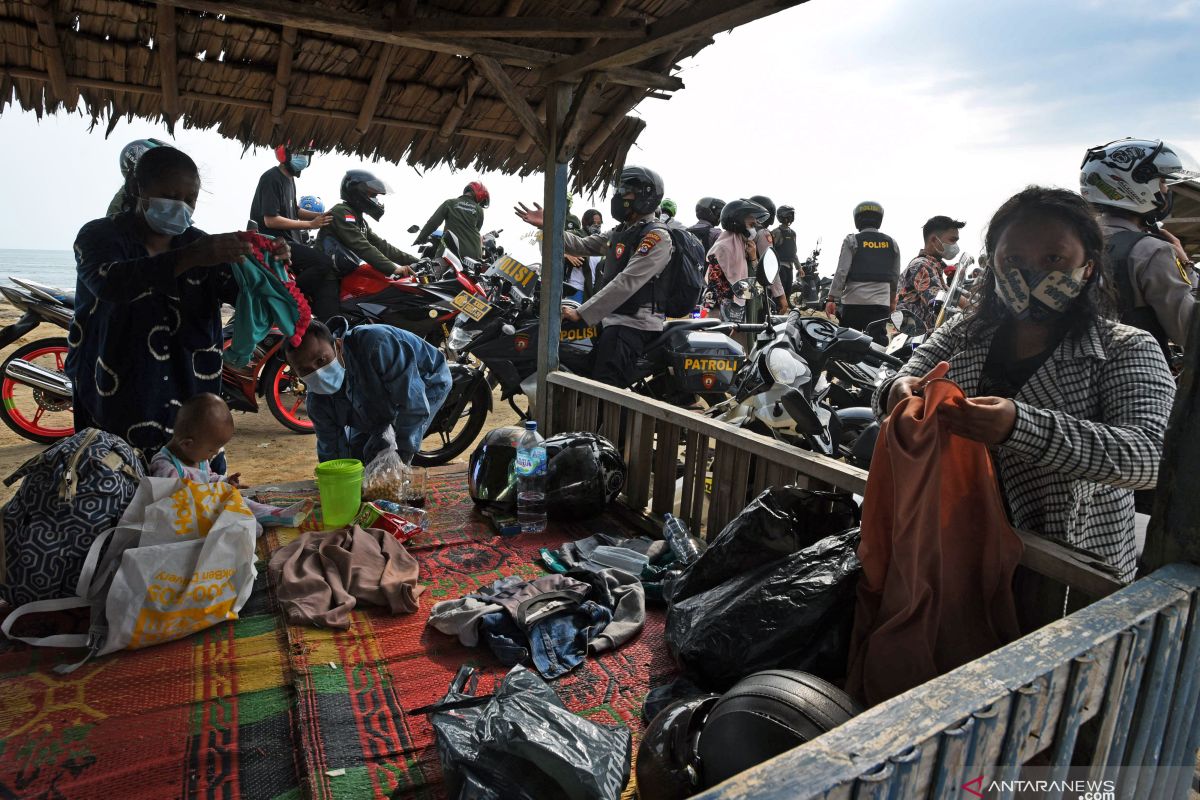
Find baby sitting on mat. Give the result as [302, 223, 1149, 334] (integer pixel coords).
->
[149, 393, 311, 533]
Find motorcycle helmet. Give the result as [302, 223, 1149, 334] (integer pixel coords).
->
[1080, 138, 1200, 223]
[720, 199, 770, 236]
[777, 205, 796, 225]
[661, 198, 678, 219]
[635, 695, 721, 800]
[748, 195, 776, 227]
[468, 426, 524, 507]
[697, 670, 862, 788]
[543, 432, 626, 518]
[464, 181, 491, 208]
[613, 166, 665, 219]
[275, 140, 315, 177]
[695, 197, 726, 226]
[119, 138, 172, 179]
[853, 201, 884, 230]
[299, 195, 325, 214]
[341, 169, 391, 220]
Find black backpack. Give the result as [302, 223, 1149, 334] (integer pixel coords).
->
[647, 220, 707, 318]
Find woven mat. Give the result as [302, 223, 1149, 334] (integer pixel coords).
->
[0, 470, 676, 799]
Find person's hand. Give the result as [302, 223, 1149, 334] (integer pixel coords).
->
[884, 361, 950, 414]
[566, 255, 584, 268]
[745, 240, 759, 262]
[940, 395, 1017, 445]
[392, 264, 413, 278]
[225, 472, 243, 488]
[307, 213, 334, 230]
[269, 238, 291, 262]
[1158, 227, 1190, 263]
[180, 233, 253, 270]
[776, 296, 789, 314]
[824, 301, 838, 318]
[890, 295, 898, 312]
[515, 202, 545, 229]
[561, 306, 582, 323]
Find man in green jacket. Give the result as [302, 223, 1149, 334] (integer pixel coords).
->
[320, 170, 419, 277]
[415, 181, 488, 260]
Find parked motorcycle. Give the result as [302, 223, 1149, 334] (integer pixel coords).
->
[792, 239, 829, 310]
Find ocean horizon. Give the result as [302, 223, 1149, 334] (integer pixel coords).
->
[0, 248, 76, 292]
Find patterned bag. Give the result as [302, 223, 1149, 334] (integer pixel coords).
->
[0, 428, 143, 607]
[1, 475, 258, 672]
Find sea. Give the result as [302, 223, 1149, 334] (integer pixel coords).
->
[0, 249, 78, 293]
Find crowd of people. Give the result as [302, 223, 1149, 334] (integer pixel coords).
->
[63, 134, 1198, 583]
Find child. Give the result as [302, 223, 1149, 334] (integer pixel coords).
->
[150, 393, 311, 533]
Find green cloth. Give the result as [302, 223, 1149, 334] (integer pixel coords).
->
[322, 202, 417, 276]
[223, 256, 300, 367]
[416, 195, 485, 260]
[107, 187, 126, 216]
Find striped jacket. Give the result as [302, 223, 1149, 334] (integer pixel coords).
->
[873, 315, 1175, 582]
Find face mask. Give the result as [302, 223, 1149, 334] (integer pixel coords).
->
[993, 264, 1089, 321]
[141, 197, 194, 237]
[940, 242, 961, 260]
[610, 195, 632, 222]
[302, 357, 345, 395]
[586, 223, 602, 235]
[289, 154, 311, 174]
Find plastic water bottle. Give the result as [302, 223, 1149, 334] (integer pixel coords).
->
[663, 514, 701, 566]
[515, 420, 547, 533]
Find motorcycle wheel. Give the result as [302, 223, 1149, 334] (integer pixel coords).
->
[262, 356, 315, 434]
[0, 337, 75, 444]
[412, 378, 491, 467]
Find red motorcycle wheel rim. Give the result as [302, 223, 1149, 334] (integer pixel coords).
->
[2, 344, 75, 438]
[271, 363, 314, 430]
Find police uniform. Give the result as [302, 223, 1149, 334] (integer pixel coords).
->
[770, 222, 799, 297]
[829, 226, 901, 341]
[563, 213, 672, 387]
[1101, 212, 1195, 354]
[416, 194, 485, 260]
[320, 202, 418, 277]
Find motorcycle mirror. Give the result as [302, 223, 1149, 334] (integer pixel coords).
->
[407, 224, 419, 233]
[890, 310, 904, 328]
[761, 248, 780, 285]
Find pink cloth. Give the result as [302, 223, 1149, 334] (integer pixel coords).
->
[707, 230, 750, 289]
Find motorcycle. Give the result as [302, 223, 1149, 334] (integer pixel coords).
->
[445, 258, 745, 419]
[792, 239, 829, 310]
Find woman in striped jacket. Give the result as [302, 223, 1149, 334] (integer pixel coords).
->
[875, 187, 1175, 585]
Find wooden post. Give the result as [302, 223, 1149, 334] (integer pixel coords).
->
[271, 26, 297, 127]
[155, 2, 181, 129]
[534, 82, 571, 429]
[29, 0, 75, 111]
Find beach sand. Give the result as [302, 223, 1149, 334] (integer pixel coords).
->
[0, 302, 522, 501]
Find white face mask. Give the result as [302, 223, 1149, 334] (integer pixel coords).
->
[935, 237, 960, 261]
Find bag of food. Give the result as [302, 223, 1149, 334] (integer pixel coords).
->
[362, 427, 411, 504]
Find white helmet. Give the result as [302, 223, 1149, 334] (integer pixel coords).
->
[1080, 138, 1200, 222]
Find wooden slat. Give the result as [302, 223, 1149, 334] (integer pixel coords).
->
[29, 0, 74, 110]
[355, 44, 399, 135]
[624, 412, 654, 511]
[652, 422, 680, 517]
[472, 54, 548, 153]
[438, 73, 485, 138]
[1047, 655, 1102, 779]
[708, 441, 737, 534]
[1156, 591, 1200, 794]
[1092, 621, 1154, 784]
[272, 26, 295, 123]
[690, 436, 710, 536]
[1014, 530, 1124, 599]
[155, 2, 180, 126]
[930, 717, 974, 800]
[730, 446, 751, 518]
[1124, 604, 1186, 798]
[679, 429, 701, 528]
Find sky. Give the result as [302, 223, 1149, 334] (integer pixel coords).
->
[0, 0, 1197, 269]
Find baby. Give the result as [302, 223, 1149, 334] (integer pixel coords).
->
[149, 393, 311, 533]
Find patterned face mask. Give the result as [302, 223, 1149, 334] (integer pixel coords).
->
[993, 263, 1090, 321]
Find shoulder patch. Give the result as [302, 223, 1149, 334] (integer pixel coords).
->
[1178, 259, 1193, 286]
[636, 230, 664, 256]
[343, 214, 356, 223]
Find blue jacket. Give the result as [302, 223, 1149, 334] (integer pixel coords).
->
[307, 323, 452, 464]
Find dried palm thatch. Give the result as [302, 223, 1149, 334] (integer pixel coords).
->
[0, 0, 806, 192]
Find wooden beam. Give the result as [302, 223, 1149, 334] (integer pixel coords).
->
[471, 54, 547, 153]
[355, 44, 398, 136]
[580, 48, 679, 158]
[514, 99, 547, 154]
[154, 2, 180, 127]
[28, 0, 75, 110]
[602, 66, 682, 92]
[585, 0, 630, 50]
[3, 67, 519, 143]
[438, 73, 485, 139]
[557, 72, 605, 162]
[270, 26, 296, 125]
[542, 0, 806, 80]
[412, 16, 645, 38]
[1015, 530, 1124, 599]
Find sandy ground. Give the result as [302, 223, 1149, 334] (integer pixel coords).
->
[0, 302, 522, 501]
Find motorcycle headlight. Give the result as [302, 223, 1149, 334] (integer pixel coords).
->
[765, 346, 810, 387]
[448, 326, 481, 353]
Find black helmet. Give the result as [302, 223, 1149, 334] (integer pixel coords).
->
[468, 426, 524, 508]
[635, 695, 721, 800]
[853, 200, 884, 230]
[119, 138, 172, 180]
[697, 670, 861, 788]
[695, 197, 726, 225]
[720, 199, 769, 235]
[777, 205, 795, 224]
[543, 432, 626, 518]
[748, 195, 776, 227]
[614, 166, 665, 217]
[341, 169, 390, 220]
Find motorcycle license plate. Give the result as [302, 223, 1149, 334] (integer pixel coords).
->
[452, 292, 492, 322]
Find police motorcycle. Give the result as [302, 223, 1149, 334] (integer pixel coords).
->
[793, 238, 830, 310]
[445, 255, 745, 420]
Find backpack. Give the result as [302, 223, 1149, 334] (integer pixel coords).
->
[648, 219, 707, 318]
[0, 428, 143, 607]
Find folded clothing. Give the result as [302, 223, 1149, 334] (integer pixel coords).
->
[267, 524, 424, 629]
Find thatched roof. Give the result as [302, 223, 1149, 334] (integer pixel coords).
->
[0, 0, 805, 192]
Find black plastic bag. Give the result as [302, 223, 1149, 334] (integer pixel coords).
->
[666, 518, 862, 690]
[428, 665, 631, 800]
[669, 487, 859, 603]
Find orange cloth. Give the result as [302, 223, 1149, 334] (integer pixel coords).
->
[847, 369, 1023, 706]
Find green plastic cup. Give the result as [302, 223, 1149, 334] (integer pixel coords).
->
[314, 459, 364, 528]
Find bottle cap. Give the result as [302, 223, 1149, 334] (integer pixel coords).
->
[524, 420, 537, 431]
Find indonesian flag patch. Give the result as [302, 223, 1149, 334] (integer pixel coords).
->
[344, 214, 356, 222]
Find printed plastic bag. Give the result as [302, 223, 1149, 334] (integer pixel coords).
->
[429, 665, 631, 800]
[362, 427, 410, 504]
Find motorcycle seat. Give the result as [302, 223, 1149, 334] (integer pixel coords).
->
[645, 318, 725, 352]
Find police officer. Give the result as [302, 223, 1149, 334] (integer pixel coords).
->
[688, 197, 725, 250]
[514, 166, 672, 388]
[1081, 138, 1198, 355]
[771, 204, 799, 298]
[320, 170, 418, 278]
[826, 200, 901, 341]
[416, 182, 488, 261]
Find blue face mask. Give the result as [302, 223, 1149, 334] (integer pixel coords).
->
[141, 197, 194, 237]
[303, 357, 345, 395]
[289, 154, 311, 174]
